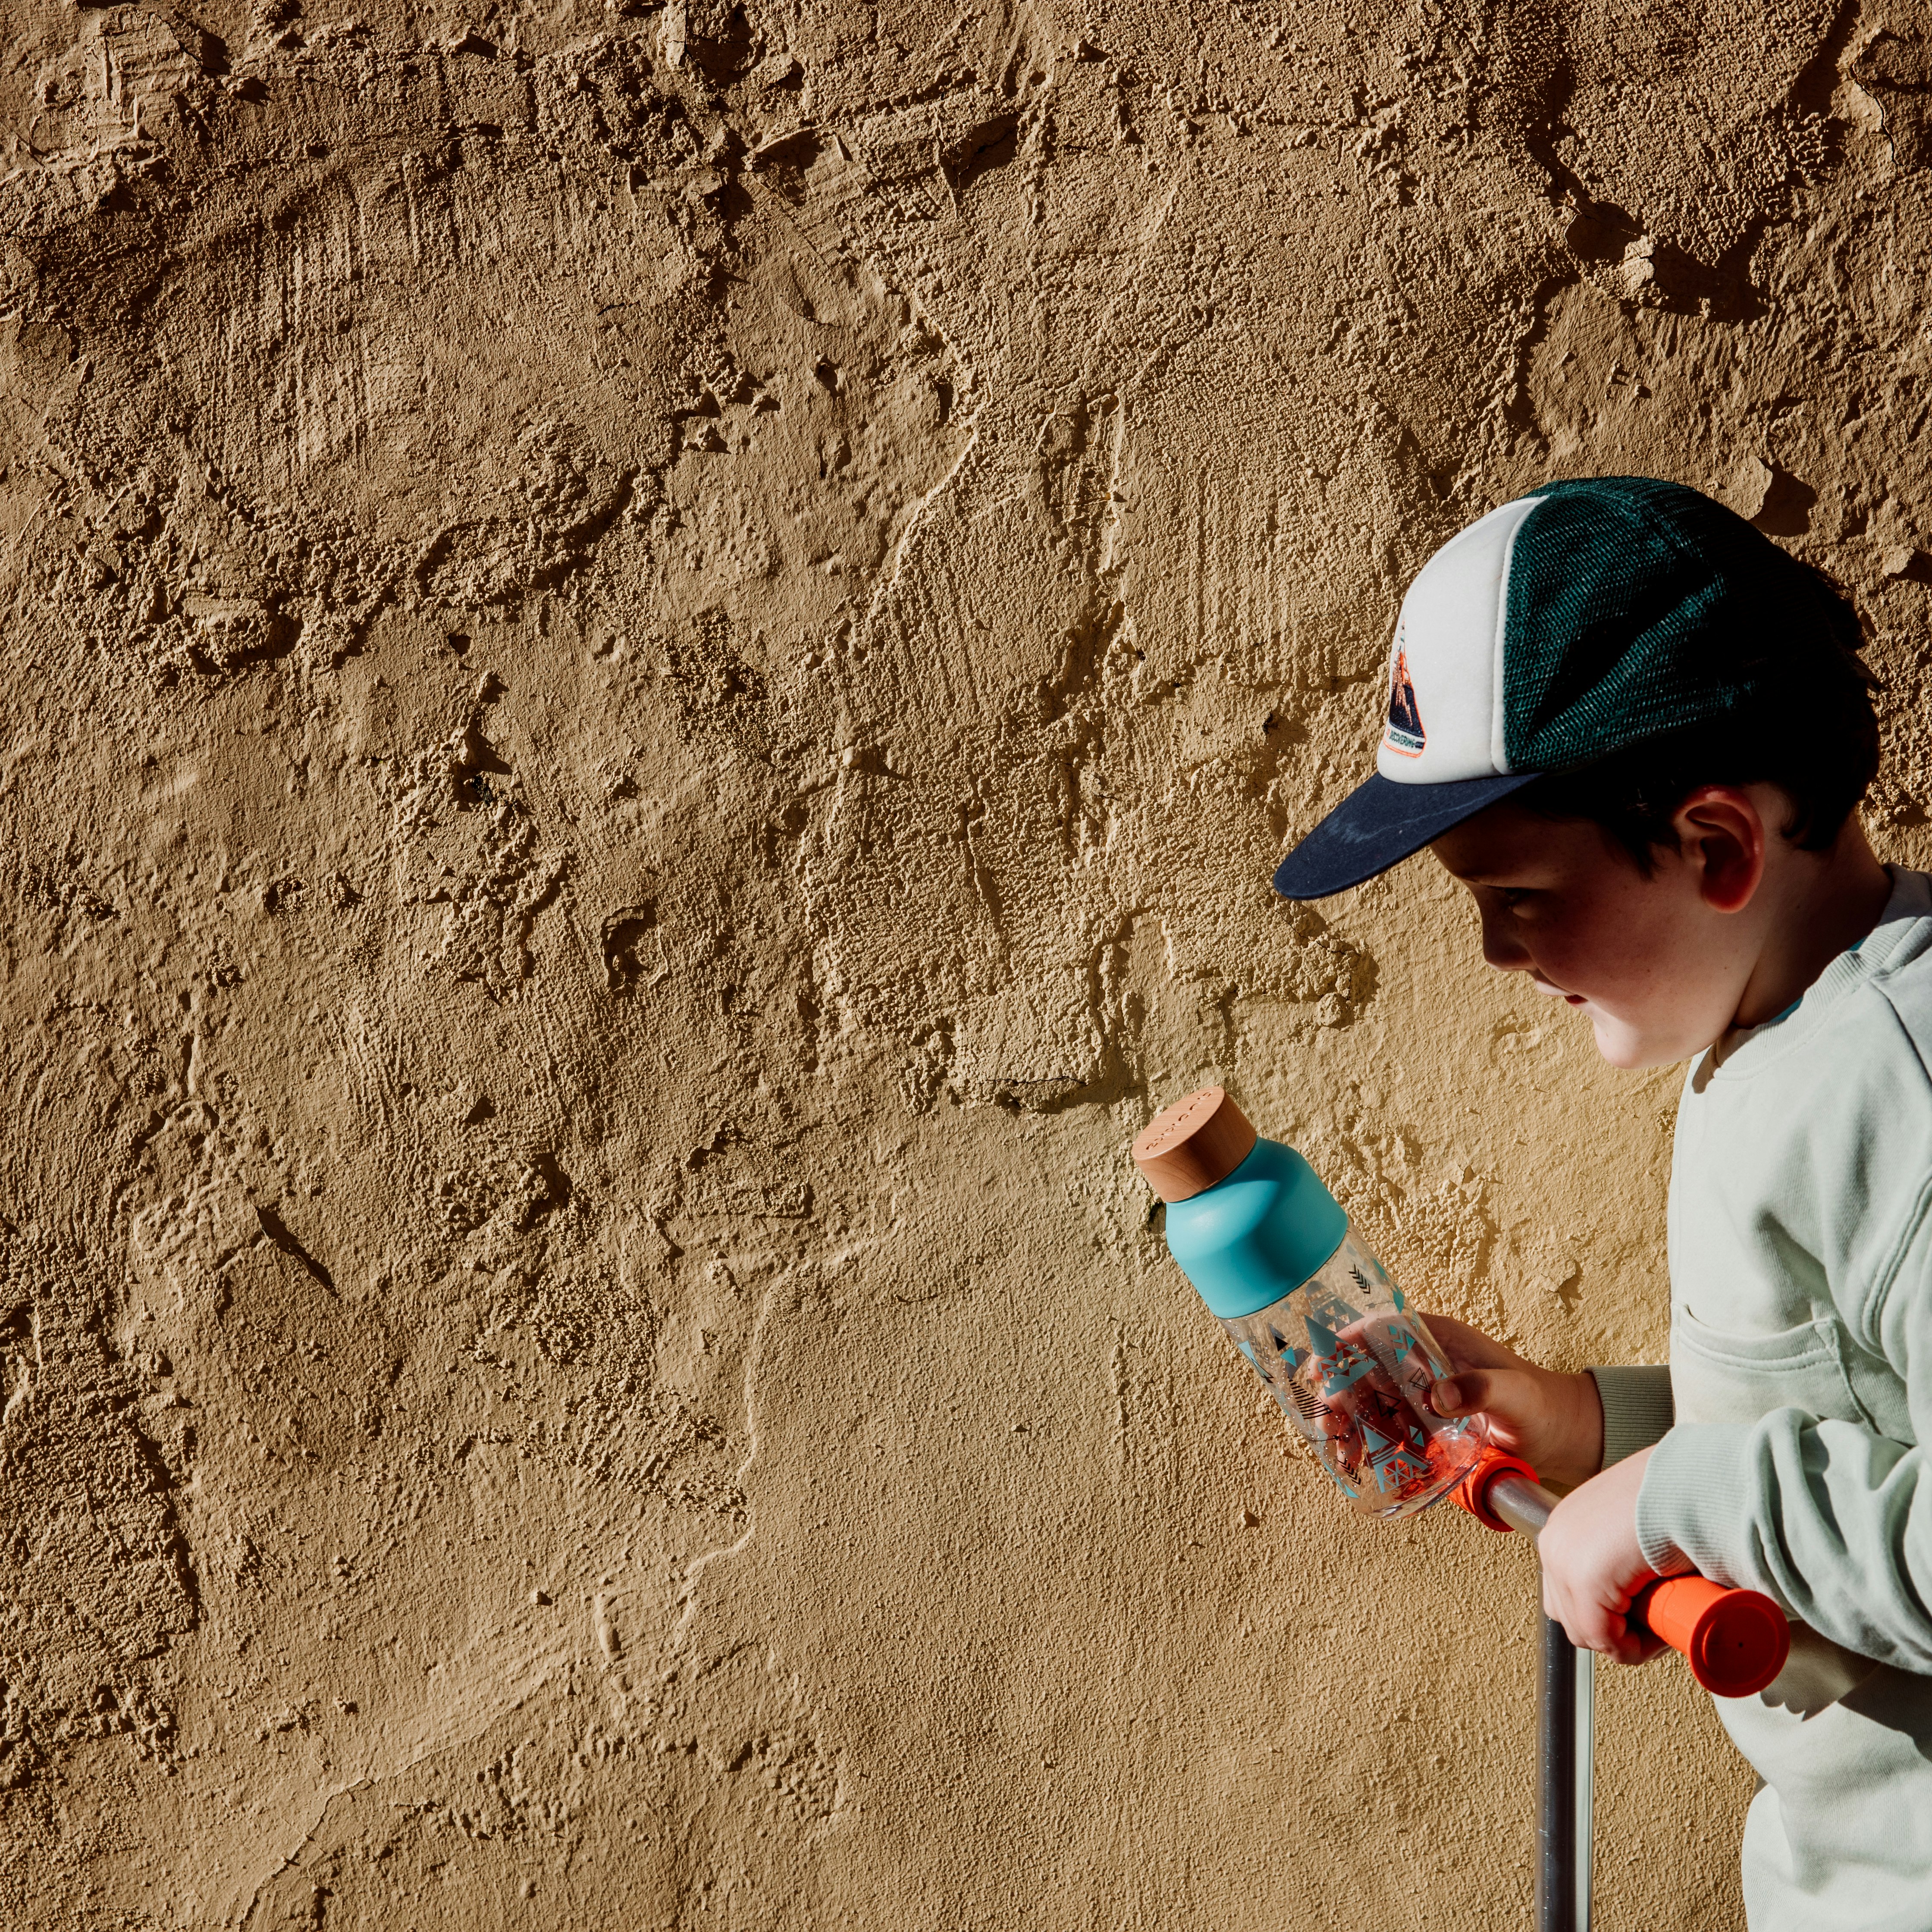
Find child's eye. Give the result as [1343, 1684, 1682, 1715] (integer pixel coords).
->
[1495, 888, 1534, 909]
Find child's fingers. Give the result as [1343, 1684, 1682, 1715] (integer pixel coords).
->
[1541, 1578, 1632, 1659]
[1602, 1630, 1656, 1668]
[1541, 1576, 1671, 1667]
[1598, 1616, 1672, 1667]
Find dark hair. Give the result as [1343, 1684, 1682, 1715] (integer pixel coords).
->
[1520, 565, 1881, 870]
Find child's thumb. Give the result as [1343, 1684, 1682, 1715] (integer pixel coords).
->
[1431, 1367, 1517, 1418]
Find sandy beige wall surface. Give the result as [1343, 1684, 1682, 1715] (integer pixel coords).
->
[2, 0, 1930, 1924]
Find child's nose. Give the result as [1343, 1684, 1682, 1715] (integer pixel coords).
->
[1478, 904, 1534, 972]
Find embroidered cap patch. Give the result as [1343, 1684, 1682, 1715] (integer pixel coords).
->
[1384, 640, 1425, 757]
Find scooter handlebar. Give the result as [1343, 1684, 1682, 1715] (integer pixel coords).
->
[1629, 1574, 1789, 1698]
[1453, 1452, 1791, 1698]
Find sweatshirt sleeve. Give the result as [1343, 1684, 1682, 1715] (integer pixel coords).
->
[1586, 1364, 1675, 1469]
[1635, 1223, 1932, 1671]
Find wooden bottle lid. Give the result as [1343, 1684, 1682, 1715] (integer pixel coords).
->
[1132, 1085, 1258, 1203]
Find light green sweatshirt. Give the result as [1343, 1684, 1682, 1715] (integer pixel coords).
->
[1599, 867, 1932, 1932]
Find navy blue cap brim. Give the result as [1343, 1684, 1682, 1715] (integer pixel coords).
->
[1273, 772, 1539, 900]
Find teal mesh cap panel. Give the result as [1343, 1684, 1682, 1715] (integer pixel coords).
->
[1500, 477, 1835, 774]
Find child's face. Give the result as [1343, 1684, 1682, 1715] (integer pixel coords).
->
[1429, 795, 1771, 1070]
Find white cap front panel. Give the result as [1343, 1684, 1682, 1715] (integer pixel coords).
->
[1375, 493, 1542, 784]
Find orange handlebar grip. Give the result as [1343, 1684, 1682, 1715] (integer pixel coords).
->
[1631, 1575, 1790, 1698]
[1449, 1448, 1539, 1532]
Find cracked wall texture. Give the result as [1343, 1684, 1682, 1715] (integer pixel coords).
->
[2, 0, 1931, 1924]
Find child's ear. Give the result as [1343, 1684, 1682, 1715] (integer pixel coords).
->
[1673, 787, 1767, 914]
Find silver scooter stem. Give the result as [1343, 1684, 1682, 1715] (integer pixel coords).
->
[1486, 1474, 1593, 1932]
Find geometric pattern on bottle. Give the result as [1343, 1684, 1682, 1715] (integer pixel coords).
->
[1217, 1223, 1486, 1519]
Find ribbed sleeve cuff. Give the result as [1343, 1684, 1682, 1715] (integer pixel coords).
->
[1634, 1421, 1761, 1584]
[1586, 1364, 1675, 1470]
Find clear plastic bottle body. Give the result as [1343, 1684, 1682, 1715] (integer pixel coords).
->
[1218, 1220, 1485, 1518]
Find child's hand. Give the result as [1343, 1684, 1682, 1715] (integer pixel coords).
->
[1535, 1446, 1669, 1665]
[1418, 1312, 1605, 1490]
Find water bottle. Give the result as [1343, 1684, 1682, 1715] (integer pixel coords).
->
[1134, 1085, 1487, 1518]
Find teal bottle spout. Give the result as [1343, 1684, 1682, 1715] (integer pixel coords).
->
[1164, 1138, 1349, 1319]
[1132, 1085, 1348, 1314]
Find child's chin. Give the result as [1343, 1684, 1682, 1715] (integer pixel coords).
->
[1587, 1014, 1666, 1070]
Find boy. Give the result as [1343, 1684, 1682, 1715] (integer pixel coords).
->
[1273, 476, 1929, 1932]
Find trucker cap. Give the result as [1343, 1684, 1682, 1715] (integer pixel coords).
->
[1273, 475, 1846, 899]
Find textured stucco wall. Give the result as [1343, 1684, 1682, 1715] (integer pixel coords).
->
[3, 0, 1931, 1924]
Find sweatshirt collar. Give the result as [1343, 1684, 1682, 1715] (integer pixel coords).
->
[1701, 867, 1932, 1079]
